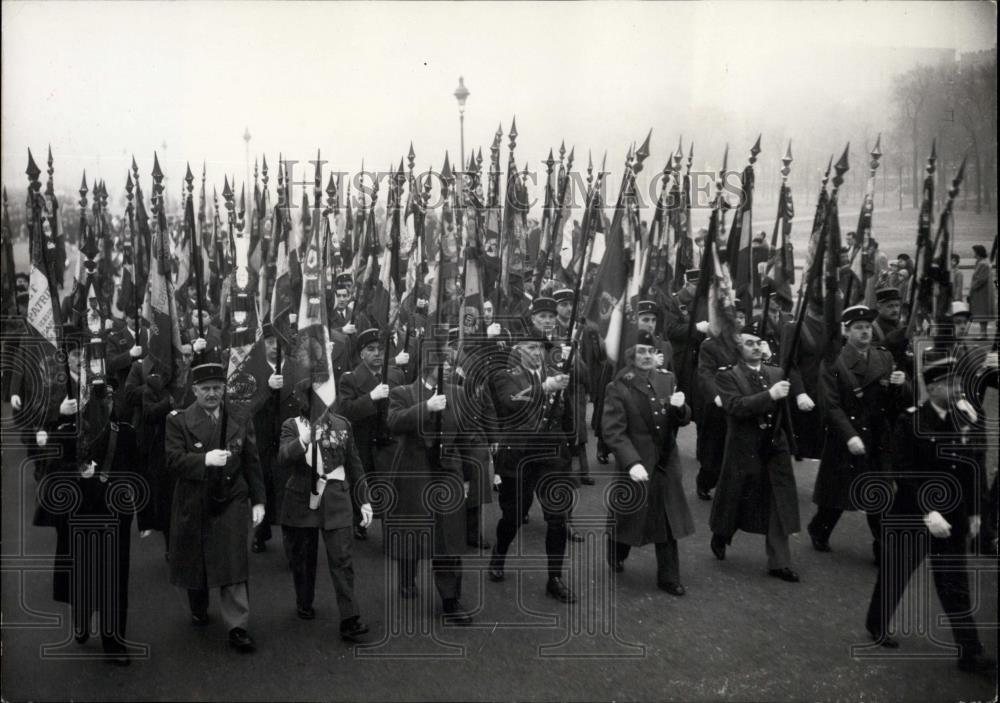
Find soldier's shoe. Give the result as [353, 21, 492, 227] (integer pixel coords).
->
[569, 529, 585, 543]
[580, 476, 596, 486]
[228, 627, 256, 653]
[596, 451, 610, 465]
[442, 599, 473, 626]
[545, 576, 577, 603]
[339, 616, 370, 642]
[191, 612, 211, 627]
[807, 524, 832, 552]
[658, 582, 686, 597]
[296, 606, 316, 620]
[710, 534, 727, 561]
[767, 567, 800, 583]
[488, 549, 505, 582]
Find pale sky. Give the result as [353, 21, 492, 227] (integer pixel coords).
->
[2, 1, 996, 209]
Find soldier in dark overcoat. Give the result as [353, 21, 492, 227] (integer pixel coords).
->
[165, 356, 265, 653]
[807, 305, 911, 561]
[708, 325, 802, 582]
[602, 330, 694, 595]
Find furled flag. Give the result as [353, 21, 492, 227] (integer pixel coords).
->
[2, 188, 17, 318]
[292, 221, 337, 406]
[583, 178, 629, 364]
[724, 156, 756, 310]
[144, 194, 184, 386]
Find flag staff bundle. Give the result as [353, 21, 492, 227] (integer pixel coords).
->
[844, 135, 882, 306]
[758, 141, 794, 337]
[907, 141, 939, 336]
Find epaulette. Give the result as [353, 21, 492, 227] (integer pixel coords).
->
[169, 409, 180, 416]
[906, 406, 917, 414]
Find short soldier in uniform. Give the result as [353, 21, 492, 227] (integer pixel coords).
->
[602, 329, 694, 595]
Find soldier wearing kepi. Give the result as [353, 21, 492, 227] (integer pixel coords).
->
[165, 355, 265, 653]
[709, 324, 802, 582]
[336, 328, 405, 540]
[807, 305, 910, 561]
[488, 326, 578, 603]
[602, 329, 694, 595]
[865, 359, 993, 676]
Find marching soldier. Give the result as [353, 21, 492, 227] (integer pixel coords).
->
[278, 379, 371, 640]
[865, 358, 993, 675]
[602, 329, 694, 595]
[385, 336, 485, 623]
[693, 307, 746, 501]
[709, 324, 802, 583]
[165, 355, 266, 653]
[807, 305, 910, 562]
[335, 327, 406, 540]
[871, 286, 908, 369]
[488, 327, 578, 603]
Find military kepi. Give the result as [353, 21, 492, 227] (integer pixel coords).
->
[191, 355, 226, 384]
[530, 297, 557, 316]
[875, 287, 901, 303]
[922, 357, 957, 385]
[841, 304, 878, 326]
[357, 328, 381, 349]
[636, 300, 658, 317]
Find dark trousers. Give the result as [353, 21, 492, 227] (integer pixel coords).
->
[865, 528, 982, 660]
[572, 442, 590, 479]
[608, 537, 680, 586]
[466, 504, 483, 545]
[282, 525, 358, 621]
[57, 513, 132, 654]
[398, 556, 462, 602]
[809, 505, 883, 548]
[494, 459, 571, 578]
[696, 406, 727, 493]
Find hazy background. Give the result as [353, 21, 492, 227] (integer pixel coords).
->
[2, 1, 996, 214]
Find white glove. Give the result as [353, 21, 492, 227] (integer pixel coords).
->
[140, 529, 153, 539]
[104, 319, 114, 330]
[427, 393, 447, 412]
[628, 464, 649, 482]
[298, 420, 312, 448]
[251, 504, 265, 527]
[10, 394, 22, 411]
[395, 351, 410, 366]
[847, 436, 866, 456]
[759, 341, 772, 360]
[669, 391, 685, 408]
[889, 370, 906, 385]
[714, 395, 723, 408]
[543, 374, 569, 392]
[463, 481, 470, 499]
[955, 398, 978, 424]
[36, 430, 48, 446]
[487, 323, 501, 338]
[81, 461, 96, 479]
[59, 397, 78, 415]
[192, 337, 207, 353]
[205, 449, 231, 467]
[767, 381, 790, 400]
[268, 373, 284, 390]
[695, 321, 710, 334]
[560, 344, 572, 361]
[493, 474, 502, 487]
[796, 393, 815, 411]
[923, 510, 952, 539]
[360, 503, 373, 528]
[129, 345, 143, 358]
[342, 323, 357, 335]
[654, 352, 665, 368]
[969, 515, 981, 536]
[369, 383, 390, 401]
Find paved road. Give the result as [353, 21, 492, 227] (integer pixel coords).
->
[1, 403, 996, 702]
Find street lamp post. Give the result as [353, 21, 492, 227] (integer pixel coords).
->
[454, 77, 470, 175]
